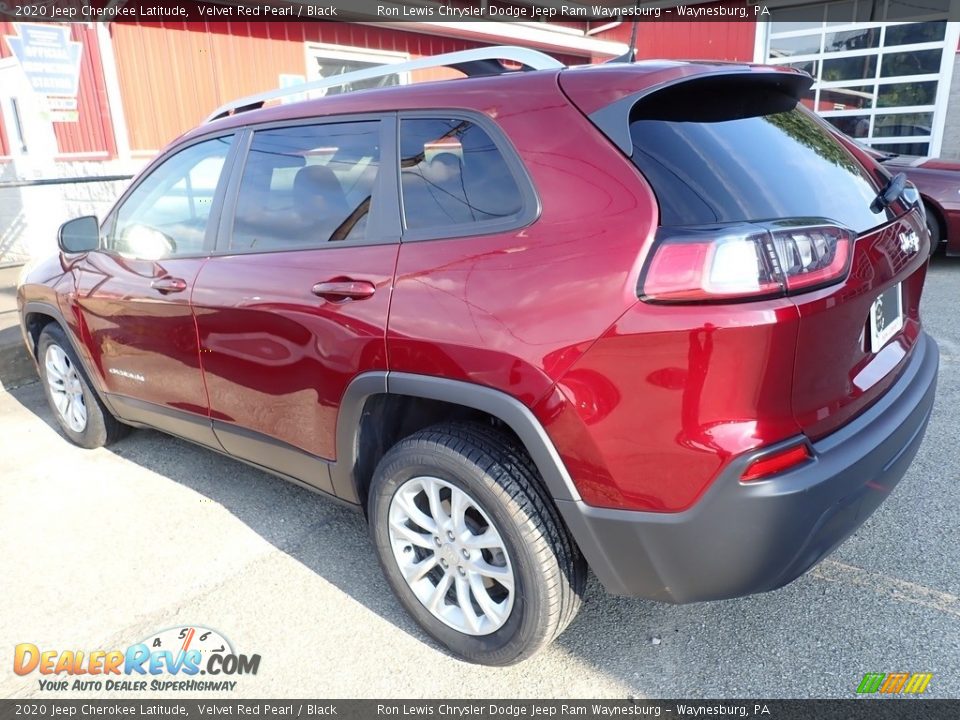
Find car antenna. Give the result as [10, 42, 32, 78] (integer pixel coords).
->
[607, 17, 638, 64]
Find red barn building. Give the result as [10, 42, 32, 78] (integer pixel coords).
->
[1, 2, 957, 262]
[3, 5, 956, 163]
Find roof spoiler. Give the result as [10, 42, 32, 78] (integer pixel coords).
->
[588, 68, 814, 157]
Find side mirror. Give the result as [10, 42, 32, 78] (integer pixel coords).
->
[58, 216, 100, 254]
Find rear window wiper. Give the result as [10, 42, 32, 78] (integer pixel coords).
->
[870, 172, 907, 213]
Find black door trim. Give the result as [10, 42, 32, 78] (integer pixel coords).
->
[107, 394, 221, 449]
[106, 394, 345, 504]
[212, 419, 335, 496]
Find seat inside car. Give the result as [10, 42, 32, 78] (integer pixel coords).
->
[292, 165, 349, 241]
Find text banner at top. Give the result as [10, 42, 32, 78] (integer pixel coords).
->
[2, 0, 959, 23]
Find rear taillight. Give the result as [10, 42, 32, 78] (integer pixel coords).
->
[641, 220, 854, 303]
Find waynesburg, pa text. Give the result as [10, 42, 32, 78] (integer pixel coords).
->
[375, 705, 770, 717]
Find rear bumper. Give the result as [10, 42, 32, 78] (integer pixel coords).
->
[558, 331, 939, 603]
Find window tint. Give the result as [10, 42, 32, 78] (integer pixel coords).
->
[109, 137, 231, 259]
[874, 140, 929, 156]
[769, 34, 821, 58]
[628, 89, 891, 233]
[826, 114, 871, 138]
[886, 0, 950, 19]
[822, 55, 877, 81]
[885, 21, 946, 46]
[824, 27, 879, 53]
[231, 121, 380, 251]
[400, 118, 523, 232]
[880, 49, 941, 77]
[877, 80, 937, 107]
[818, 84, 875, 111]
[874, 112, 933, 138]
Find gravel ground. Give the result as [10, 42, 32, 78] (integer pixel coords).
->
[1, 258, 958, 699]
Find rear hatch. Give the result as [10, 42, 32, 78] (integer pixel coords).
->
[560, 64, 931, 440]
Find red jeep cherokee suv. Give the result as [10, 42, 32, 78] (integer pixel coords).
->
[17, 48, 939, 665]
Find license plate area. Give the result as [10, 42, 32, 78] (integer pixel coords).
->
[869, 282, 903, 352]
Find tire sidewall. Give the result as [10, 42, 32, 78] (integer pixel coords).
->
[925, 205, 941, 257]
[38, 326, 108, 449]
[370, 443, 551, 665]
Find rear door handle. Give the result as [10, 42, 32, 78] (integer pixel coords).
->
[311, 280, 376, 301]
[151, 276, 188, 294]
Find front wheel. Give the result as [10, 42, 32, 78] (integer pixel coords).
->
[37, 324, 129, 449]
[368, 423, 586, 665]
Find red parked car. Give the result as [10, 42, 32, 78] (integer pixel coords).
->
[17, 49, 939, 665]
[827, 127, 960, 257]
[873, 152, 960, 257]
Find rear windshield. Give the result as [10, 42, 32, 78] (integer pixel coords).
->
[628, 88, 892, 234]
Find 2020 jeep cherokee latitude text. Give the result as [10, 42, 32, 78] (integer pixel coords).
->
[18, 50, 939, 665]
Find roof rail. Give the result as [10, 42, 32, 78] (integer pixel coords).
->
[205, 45, 564, 123]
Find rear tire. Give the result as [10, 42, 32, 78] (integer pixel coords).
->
[37, 324, 129, 449]
[368, 422, 586, 665]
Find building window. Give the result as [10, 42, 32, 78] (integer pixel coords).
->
[305, 43, 409, 96]
[764, 1, 957, 156]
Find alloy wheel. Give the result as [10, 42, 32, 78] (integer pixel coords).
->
[388, 476, 515, 636]
[45, 344, 87, 433]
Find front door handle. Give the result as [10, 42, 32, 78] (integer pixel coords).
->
[151, 276, 188, 294]
[311, 280, 376, 301]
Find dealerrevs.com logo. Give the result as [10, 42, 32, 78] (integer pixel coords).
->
[14, 626, 261, 692]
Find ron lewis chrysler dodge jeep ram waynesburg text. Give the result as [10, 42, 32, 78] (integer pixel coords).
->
[17, 47, 939, 665]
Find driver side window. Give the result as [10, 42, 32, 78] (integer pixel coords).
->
[107, 136, 232, 259]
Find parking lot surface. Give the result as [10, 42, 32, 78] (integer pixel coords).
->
[2, 260, 959, 699]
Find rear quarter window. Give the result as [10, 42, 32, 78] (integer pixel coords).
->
[628, 86, 893, 234]
[399, 116, 533, 238]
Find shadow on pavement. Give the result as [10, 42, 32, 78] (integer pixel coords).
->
[6, 278, 960, 697]
[0, 323, 37, 389]
[7, 379, 677, 676]
[7, 381, 456, 652]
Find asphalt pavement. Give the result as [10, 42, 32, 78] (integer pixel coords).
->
[0, 265, 34, 391]
[1, 258, 958, 699]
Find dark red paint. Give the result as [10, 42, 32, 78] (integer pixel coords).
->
[18, 61, 934, 516]
[834, 130, 960, 257]
[883, 157, 960, 257]
[191, 244, 398, 460]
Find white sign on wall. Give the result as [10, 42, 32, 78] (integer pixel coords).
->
[4, 24, 82, 122]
